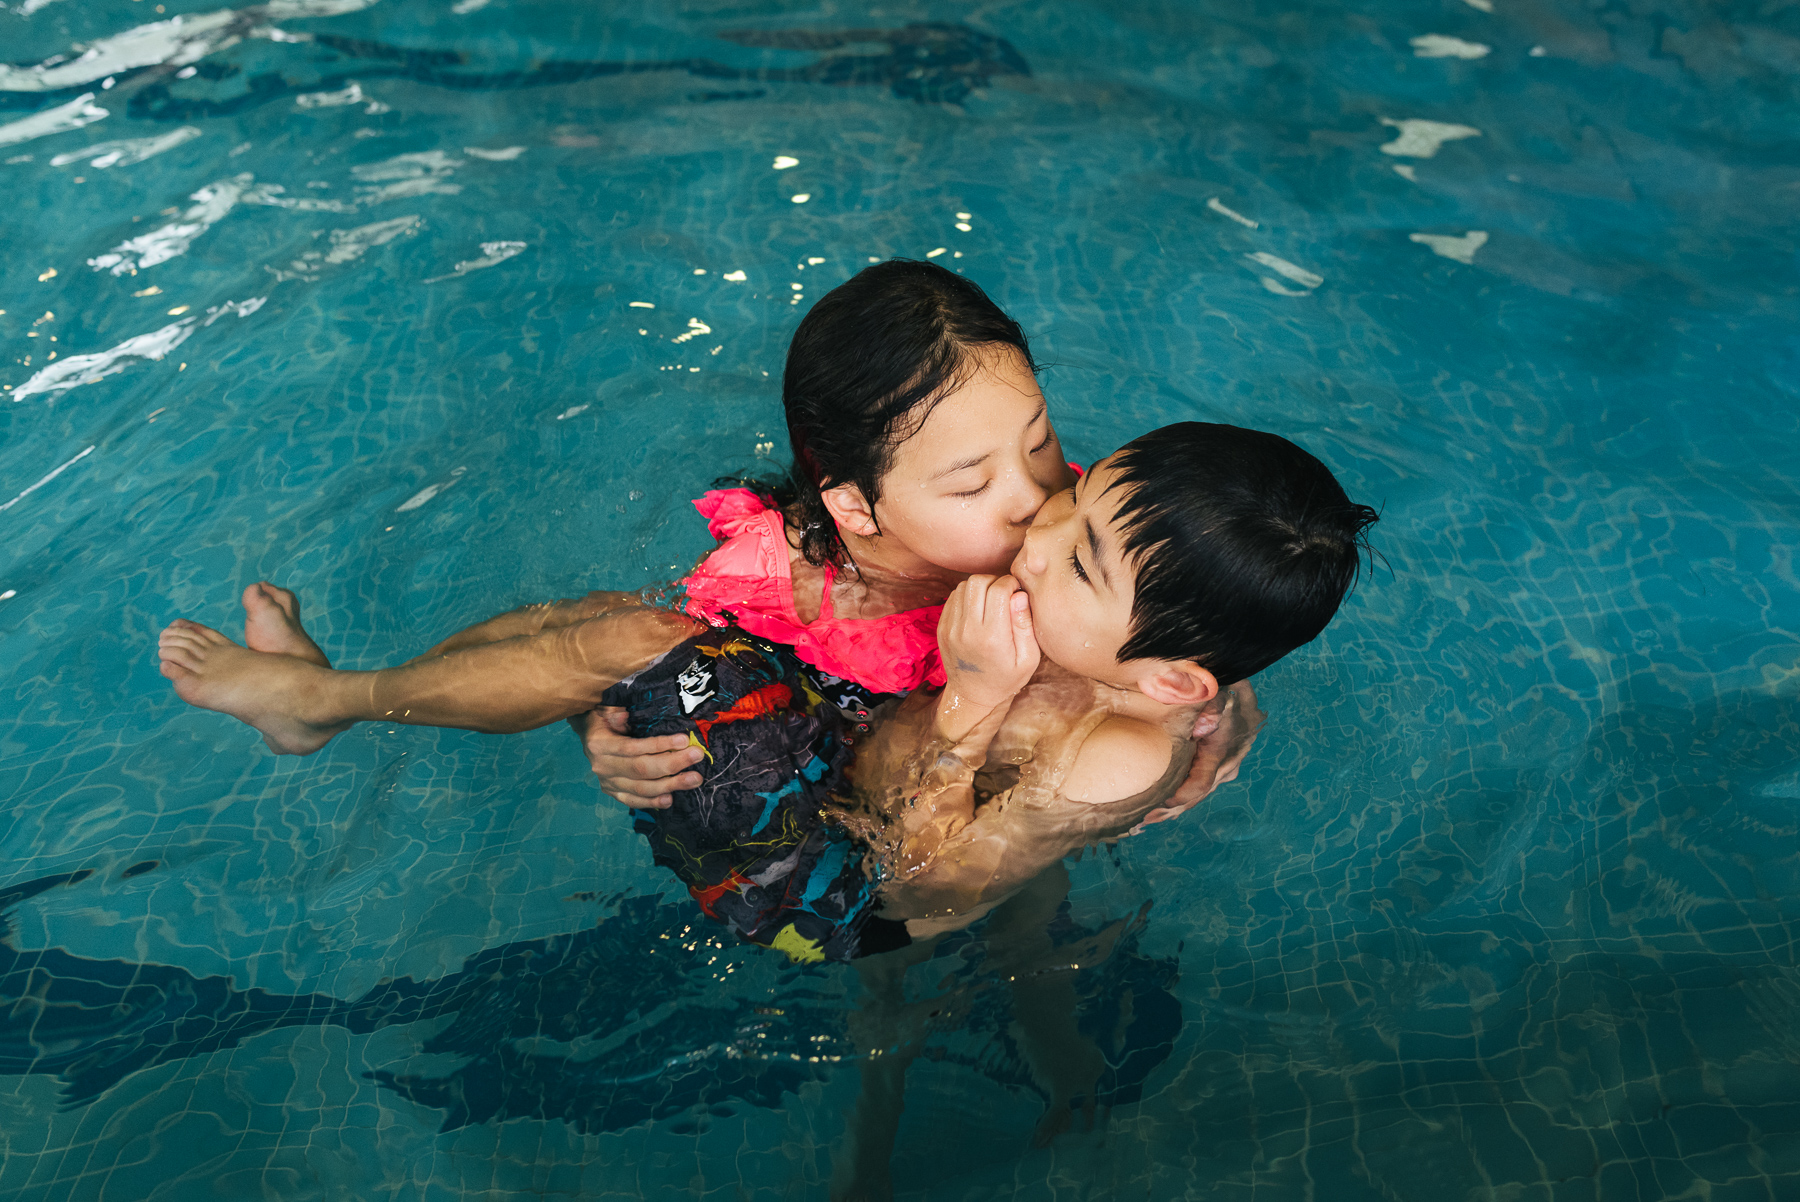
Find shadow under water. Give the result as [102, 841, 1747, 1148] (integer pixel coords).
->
[0, 864, 1174, 1141]
[0, 20, 1031, 119]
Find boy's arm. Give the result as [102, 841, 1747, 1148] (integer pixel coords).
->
[842, 575, 1039, 876]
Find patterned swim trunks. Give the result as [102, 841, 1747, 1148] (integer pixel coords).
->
[600, 626, 910, 962]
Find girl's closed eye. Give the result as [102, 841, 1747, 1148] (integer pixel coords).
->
[951, 480, 991, 499]
[1069, 548, 1090, 584]
[1031, 428, 1056, 454]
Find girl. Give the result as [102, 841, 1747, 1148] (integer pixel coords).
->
[586, 258, 1082, 805]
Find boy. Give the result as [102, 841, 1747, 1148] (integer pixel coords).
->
[159, 423, 1376, 959]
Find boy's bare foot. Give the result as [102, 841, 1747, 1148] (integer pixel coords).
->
[158, 619, 350, 754]
[240, 582, 330, 668]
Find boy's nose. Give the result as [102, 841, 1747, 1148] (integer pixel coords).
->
[1016, 520, 1048, 576]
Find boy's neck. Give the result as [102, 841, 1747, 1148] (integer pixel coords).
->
[1081, 672, 1213, 738]
[1109, 688, 1206, 732]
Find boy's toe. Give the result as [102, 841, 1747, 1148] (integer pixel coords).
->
[248, 581, 299, 616]
[161, 628, 211, 656]
[159, 644, 201, 672]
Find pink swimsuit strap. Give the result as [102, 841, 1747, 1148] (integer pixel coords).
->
[680, 489, 946, 695]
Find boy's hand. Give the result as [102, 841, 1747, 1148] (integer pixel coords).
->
[568, 707, 704, 809]
[938, 574, 1040, 709]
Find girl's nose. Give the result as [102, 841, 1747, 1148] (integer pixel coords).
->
[1007, 468, 1050, 526]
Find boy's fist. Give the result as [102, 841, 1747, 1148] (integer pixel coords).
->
[938, 574, 1040, 708]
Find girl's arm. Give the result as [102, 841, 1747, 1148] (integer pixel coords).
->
[577, 548, 739, 807]
[1134, 680, 1263, 829]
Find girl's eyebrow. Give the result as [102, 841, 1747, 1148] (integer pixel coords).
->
[932, 451, 990, 479]
[931, 405, 1046, 480]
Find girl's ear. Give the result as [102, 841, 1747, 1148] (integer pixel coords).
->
[1137, 661, 1218, 708]
[821, 483, 879, 538]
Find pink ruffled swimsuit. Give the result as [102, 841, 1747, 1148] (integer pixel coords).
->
[681, 489, 947, 696]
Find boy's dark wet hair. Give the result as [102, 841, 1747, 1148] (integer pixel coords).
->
[779, 259, 1036, 565]
[1109, 423, 1379, 685]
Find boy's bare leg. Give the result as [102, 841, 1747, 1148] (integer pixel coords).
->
[159, 602, 701, 756]
[202, 581, 638, 673]
[982, 864, 1114, 1147]
[832, 935, 945, 1202]
[408, 591, 648, 662]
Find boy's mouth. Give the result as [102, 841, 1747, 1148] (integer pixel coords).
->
[1009, 569, 1035, 612]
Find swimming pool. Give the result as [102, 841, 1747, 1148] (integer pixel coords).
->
[2, 0, 1797, 1197]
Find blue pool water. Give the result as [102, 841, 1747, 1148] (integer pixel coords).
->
[3, 0, 1798, 1198]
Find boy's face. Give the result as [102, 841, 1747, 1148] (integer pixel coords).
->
[1009, 456, 1146, 687]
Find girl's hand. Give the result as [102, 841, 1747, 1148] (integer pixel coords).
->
[568, 707, 704, 809]
[938, 574, 1040, 709]
[1132, 680, 1265, 831]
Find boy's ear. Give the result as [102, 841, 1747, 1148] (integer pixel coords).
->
[1136, 660, 1218, 708]
[821, 483, 879, 538]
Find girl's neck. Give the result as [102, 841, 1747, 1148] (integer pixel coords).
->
[786, 520, 967, 622]
[839, 527, 968, 594]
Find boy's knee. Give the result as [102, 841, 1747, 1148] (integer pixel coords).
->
[573, 590, 650, 620]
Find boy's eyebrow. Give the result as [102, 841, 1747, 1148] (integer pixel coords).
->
[1083, 518, 1114, 589]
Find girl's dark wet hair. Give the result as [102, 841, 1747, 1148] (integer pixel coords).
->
[775, 258, 1037, 566]
[1108, 423, 1380, 685]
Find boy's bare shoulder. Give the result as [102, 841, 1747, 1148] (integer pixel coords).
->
[1059, 715, 1176, 804]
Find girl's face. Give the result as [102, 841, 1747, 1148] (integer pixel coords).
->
[860, 345, 1077, 577]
